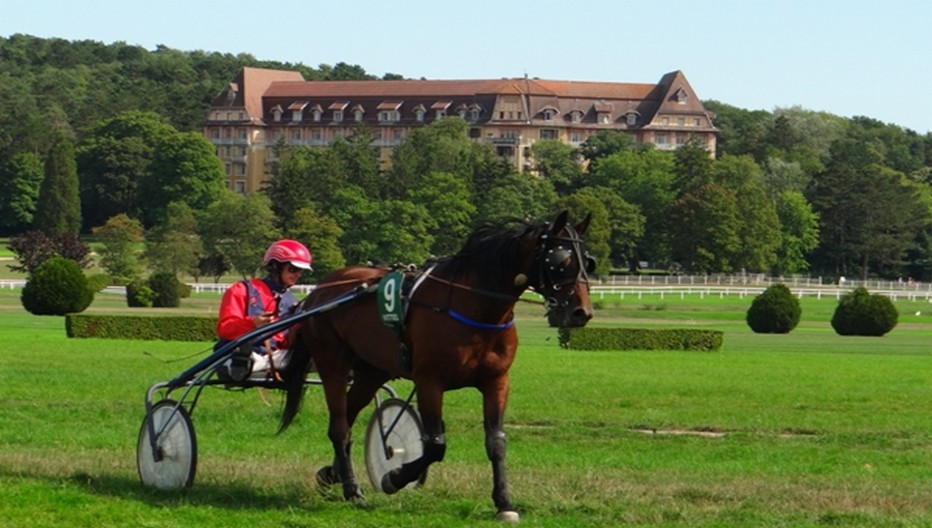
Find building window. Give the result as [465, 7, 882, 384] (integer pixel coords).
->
[436, 110, 446, 120]
[661, 117, 669, 126]
[469, 108, 480, 121]
[599, 113, 611, 124]
[693, 117, 701, 126]
[676, 133, 687, 146]
[291, 130, 301, 140]
[656, 133, 668, 146]
[312, 129, 322, 141]
[626, 113, 637, 126]
[292, 110, 302, 122]
[677, 117, 685, 126]
[541, 109, 556, 121]
[333, 110, 343, 122]
[234, 180, 246, 194]
[238, 129, 248, 139]
[211, 128, 220, 139]
[313, 110, 322, 122]
[570, 132, 582, 143]
[224, 163, 231, 175]
[415, 109, 425, 122]
[570, 111, 583, 123]
[540, 129, 557, 140]
[272, 109, 282, 122]
[235, 163, 246, 176]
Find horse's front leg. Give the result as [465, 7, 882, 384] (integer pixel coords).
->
[382, 383, 444, 493]
[483, 374, 519, 523]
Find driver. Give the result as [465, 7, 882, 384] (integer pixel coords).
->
[216, 239, 312, 380]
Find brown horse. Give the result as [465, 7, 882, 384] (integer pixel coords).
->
[279, 211, 594, 522]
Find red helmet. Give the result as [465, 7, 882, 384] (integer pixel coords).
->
[264, 239, 312, 270]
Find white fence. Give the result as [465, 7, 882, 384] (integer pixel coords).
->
[591, 286, 932, 303]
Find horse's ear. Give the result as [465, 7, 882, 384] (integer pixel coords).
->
[575, 213, 592, 237]
[549, 210, 569, 235]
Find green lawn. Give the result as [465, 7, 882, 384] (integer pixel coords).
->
[0, 289, 930, 527]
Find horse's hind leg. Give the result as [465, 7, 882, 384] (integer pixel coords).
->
[382, 382, 444, 493]
[319, 370, 364, 502]
[319, 363, 388, 501]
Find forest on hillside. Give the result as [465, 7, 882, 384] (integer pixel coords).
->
[2, 34, 932, 282]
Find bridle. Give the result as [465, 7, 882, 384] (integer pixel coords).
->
[531, 225, 595, 314]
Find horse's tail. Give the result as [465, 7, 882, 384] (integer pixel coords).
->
[278, 325, 310, 433]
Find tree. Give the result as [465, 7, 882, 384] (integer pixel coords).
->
[139, 130, 227, 227]
[33, 132, 81, 235]
[199, 191, 280, 278]
[92, 214, 144, 282]
[579, 130, 636, 171]
[386, 118, 475, 199]
[145, 201, 203, 277]
[589, 148, 676, 266]
[668, 183, 741, 273]
[475, 172, 558, 226]
[0, 152, 43, 233]
[408, 171, 476, 256]
[555, 190, 612, 277]
[330, 188, 433, 265]
[530, 139, 584, 195]
[285, 207, 345, 280]
[77, 111, 174, 229]
[713, 155, 781, 272]
[7, 230, 91, 273]
[773, 191, 820, 275]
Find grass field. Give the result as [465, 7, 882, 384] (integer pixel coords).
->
[0, 288, 930, 527]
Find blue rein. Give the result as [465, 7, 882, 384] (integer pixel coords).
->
[448, 309, 515, 331]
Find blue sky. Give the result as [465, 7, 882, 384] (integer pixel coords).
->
[3, 0, 930, 134]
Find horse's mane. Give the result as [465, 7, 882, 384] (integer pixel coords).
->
[440, 219, 544, 289]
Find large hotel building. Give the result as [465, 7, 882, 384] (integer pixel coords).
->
[204, 67, 717, 193]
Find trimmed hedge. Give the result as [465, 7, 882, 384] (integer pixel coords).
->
[559, 327, 723, 351]
[66, 314, 217, 341]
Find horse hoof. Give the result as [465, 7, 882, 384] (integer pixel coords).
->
[495, 510, 520, 523]
[380, 471, 400, 494]
[316, 466, 339, 488]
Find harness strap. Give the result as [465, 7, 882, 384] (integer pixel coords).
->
[448, 310, 515, 331]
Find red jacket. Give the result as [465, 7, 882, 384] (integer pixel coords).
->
[217, 278, 293, 348]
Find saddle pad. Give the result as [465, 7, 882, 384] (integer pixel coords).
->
[377, 270, 406, 328]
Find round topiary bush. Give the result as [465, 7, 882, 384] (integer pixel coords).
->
[831, 286, 898, 336]
[21, 256, 94, 315]
[746, 283, 801, 334]
[147, 271, 182, 308]
[126, 280, 155, 307]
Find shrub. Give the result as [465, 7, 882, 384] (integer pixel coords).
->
[66, 314, 217, 341]
[147, 271, 183, 308]
[20, 256, 93, 315]
[559, 327, 723, 351]
[7, 230, 92, 273]
[85, 274, 112, 293]
[746, 283, 801, 334]
[831, 287, 898, 336]
[126, 280, 155, 308]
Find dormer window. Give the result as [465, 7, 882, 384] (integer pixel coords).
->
[311, 104, 323, 122]
[625, 112, 638, 126]
[329, 101, 348, 123]
[594, 102, 613, 125]
[377, 101, 402, 122]
[540, 106, 558, 121]
[431, 101, 451, 120]
[456, 103, 468, 119]
[352, 104, 365, 122]
[413, 104, 426, 122]
[569, 110, 584, 123]
[226, 82, 238, 103]
[270, 105, 283, 122]
[468, 103, 482, 122]
[288, 101, 308, 122]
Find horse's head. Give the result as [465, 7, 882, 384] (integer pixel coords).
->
[529, 211, 595, 328]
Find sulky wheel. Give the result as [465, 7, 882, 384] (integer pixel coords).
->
[364, 398, 427, 492]
[137, 399, 197, 490]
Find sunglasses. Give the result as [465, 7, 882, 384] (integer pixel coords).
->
[286, 264, 305, 274]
